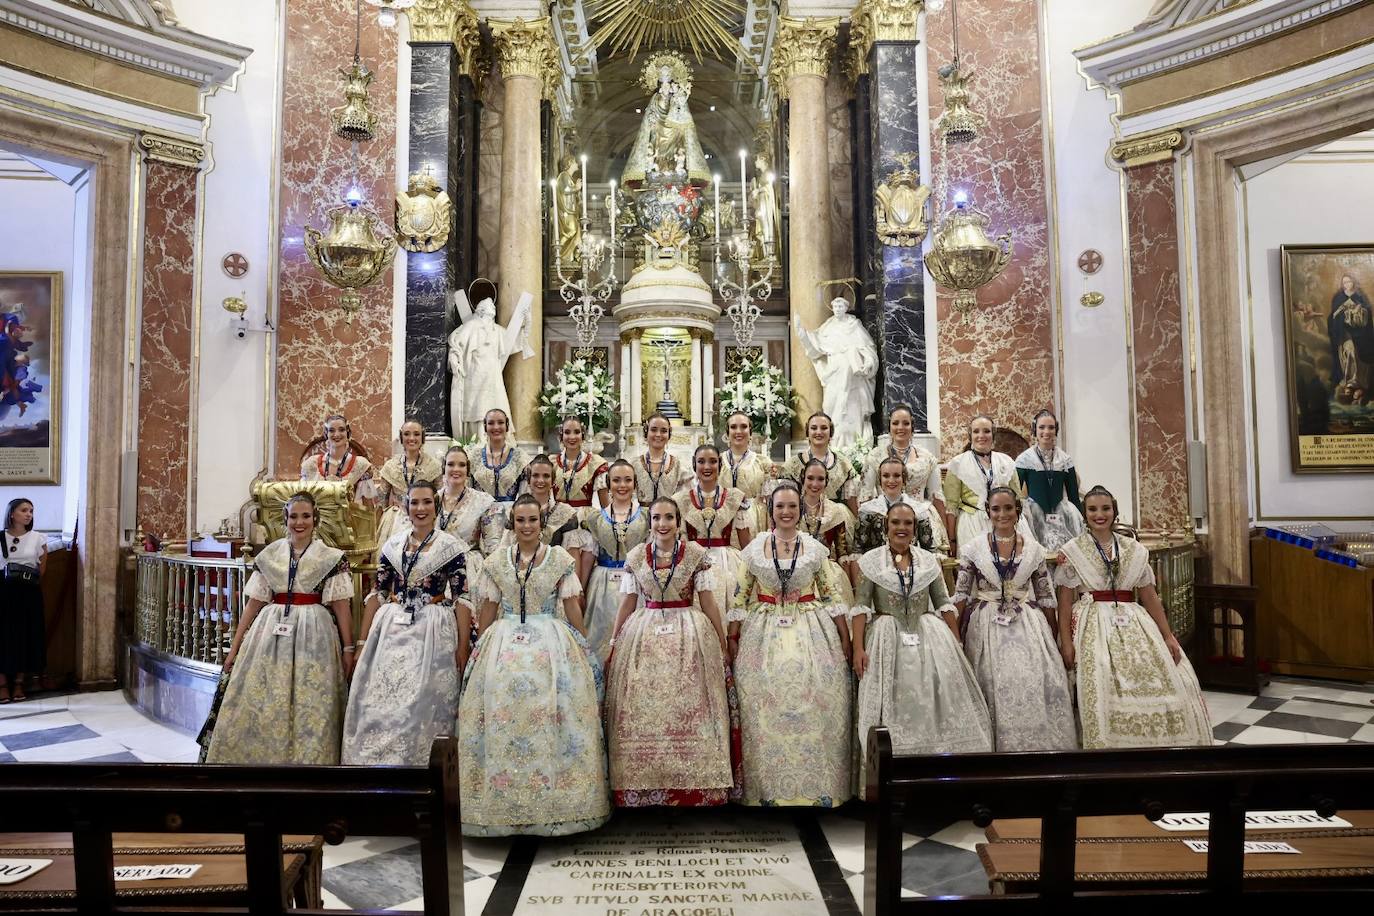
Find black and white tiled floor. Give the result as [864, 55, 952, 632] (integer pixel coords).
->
[3, 675, 1371, 912]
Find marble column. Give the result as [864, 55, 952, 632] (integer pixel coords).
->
[849, 0, 927, 430]
[773, 15, 840, 441]
[135, 135, 203, 542]
[403, 0, 482, 434]
[490, 17, 554, 446]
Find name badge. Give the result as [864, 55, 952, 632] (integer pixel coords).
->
[900, 632, 921, 647]
[654, 623, 676, 636]
[994, 613, 1012, 627]
[775, 615, 795, 628]
[512, 631, 530, 644]
[272, 622, 293, 637]
[609, 569, 625, 584]
[1046, 513, 1062, 526]
[1112, 613, 1130, 627]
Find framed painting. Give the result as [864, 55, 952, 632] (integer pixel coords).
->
[0, 271, 62, 484]
[1280, 245, 1374, 473]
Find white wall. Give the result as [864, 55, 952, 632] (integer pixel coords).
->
[174, 0, 282, 534]
[1042, 0, 1157, 522]
[0, 174, 86, 534]
[1242, 142, 1374, 526]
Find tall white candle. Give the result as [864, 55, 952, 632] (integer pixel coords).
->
[549, 177, 559, 260]
[580, 153, 588, 220]
[763, 370, 772, 442]
[609, 178, 617, 242]
[739, 150, 748, 226]
[713, 175, 721, 243]
[587, 374, 595, 439]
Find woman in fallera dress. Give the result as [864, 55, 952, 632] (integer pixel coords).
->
[730, 483, 852, 807]
[852, 503, 992, 795]
[634, 412, 692, 506]
[799, 458, 859, 601]
[300, 413, 376, 506]
[861, 405, 948, 554]
[1014, 409, 1085, 552]
[720, 411, 771, 533]
[578, 459, 649, 664]
[552, 416, 609, 509]
[436, 446, 498, 565]
[855, 457, 935, 554]
[1056, 486, 1211, 749]
[953, 488, 1075, 752]
[375, 419, 444, 553]
[780, 412, 859, 515]
[468, 408, 529, 506]
[943, 414, 1030, 555]
[675, 444, 753, 597]
[342, 481, 469, 766]
[509, 454, 595, 557]
[459, 495, 609, 836]
[207, 493, 354, 765]
[606, 497, 738, 807]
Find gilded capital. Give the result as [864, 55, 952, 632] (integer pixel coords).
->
[1110, 129, 1184, 167]
[138, 133, 205, 169]
[769, 15, 840, 99]
[847, 0, 922, 82]
[408, 0, 482, 73]
[489, 16, 558, 97]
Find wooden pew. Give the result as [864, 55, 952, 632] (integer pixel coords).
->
[0, 737, 462, 916]
[986, 811, 1374, 843]
[863, 728, 1374, 913]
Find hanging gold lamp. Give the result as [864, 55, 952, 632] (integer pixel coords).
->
[923, 197, 1011, 316]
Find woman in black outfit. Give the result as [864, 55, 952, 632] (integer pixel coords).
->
[0, 498, 46, 703]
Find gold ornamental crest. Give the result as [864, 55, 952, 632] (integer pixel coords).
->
[638, 51, 694, 95]
[874, 153, 930, 248]
[395, 170, 453, 253]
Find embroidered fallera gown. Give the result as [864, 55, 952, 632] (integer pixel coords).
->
[674, 484, 752, 603]
[579, 503, 650, 664]
[300, 449, 376, 506]
[860, 440, 949, 553]
[722, 447, 771, 533]
[436, 485, 498, 575]
[341, 529, 468, 766]
[374, 452, 445, 558]
[853, 545, 992, 796]
[1057, 533, 1212, 749]
[800, 496, 859, 606]
[552, 450, 609, 509]
[942, 450, 1034, 551]
[1014, 446, 1085, 552]
[731, 533, 852, 807]
[206, 539, 353, 765]
[466, 443, 529, 537]
[781, 449, 859, 505]
[956, 535, 1076, 751]
[458, 545, 610, 836]
[494, 495, 594, 554]
[632, 452, 693, 506]
[606, 540, 740, 806]
[855, 493, 937, 554]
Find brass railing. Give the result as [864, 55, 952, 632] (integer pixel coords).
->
[133, 549, 251, 666]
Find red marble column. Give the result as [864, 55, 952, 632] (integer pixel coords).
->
[136, 159, 198, 540]
[926, 0, 1055, 456]
[274, 0, 397, 475]
[1124, 159, 1188, 533]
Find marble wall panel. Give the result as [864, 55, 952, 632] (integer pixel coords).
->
[476, 72, 504, 283]
[274, 0, 397, 475]
[926, 0, 1054, 457]
[826, 71, 854, 285]
[136, 161, 198, 540]
[1125, 159, 1188, 532]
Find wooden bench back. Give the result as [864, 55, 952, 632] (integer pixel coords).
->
[864, 727, 1374, 913]
[0, 737, 462, 916]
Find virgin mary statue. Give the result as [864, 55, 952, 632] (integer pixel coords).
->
[621, 54, 710, 189]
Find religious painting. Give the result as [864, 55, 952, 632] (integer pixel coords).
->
[0, 272, 61, 484]
[1280, 245, 1374, 473]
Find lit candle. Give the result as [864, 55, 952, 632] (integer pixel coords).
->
[739, 150, 748, 226]
[580, 153, 588, 220]
[713, 175, 721, 243]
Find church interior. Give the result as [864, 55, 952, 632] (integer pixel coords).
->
[2, 0, 1374, 911]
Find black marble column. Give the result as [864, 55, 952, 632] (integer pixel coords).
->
[405, 42, 479, 434]
[856, 42, 928, 431]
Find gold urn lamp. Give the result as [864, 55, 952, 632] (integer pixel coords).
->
[304, 196, 397, 320]
[923, 196, 1011, 316]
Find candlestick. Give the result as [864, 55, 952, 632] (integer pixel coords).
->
[549, 177, 559, 261]
[713, 175, 721, 243]
[739, 149, 748, 227]
[587, 374, 595, 439]
[580, 153, 588, 220]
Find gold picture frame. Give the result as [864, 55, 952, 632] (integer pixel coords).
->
[1279, 245, 1374, 474]
[0, 271, 62, 484]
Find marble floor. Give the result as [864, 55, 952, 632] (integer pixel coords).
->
[2, 675, 1371, 913]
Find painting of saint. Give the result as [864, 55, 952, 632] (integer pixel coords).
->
[0, 272, 61, 483]
[1281, 246, 1374, 472]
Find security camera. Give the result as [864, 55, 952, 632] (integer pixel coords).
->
[234, 317, 248, 339]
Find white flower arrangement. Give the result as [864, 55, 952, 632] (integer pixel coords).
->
[539, 358, 619, 434]
[714, 357, 795, 439]
[833, 437, 874, 477]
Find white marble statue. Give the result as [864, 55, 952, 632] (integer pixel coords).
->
[447, 293, 533, 439]
[793, 297, 879, 446]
